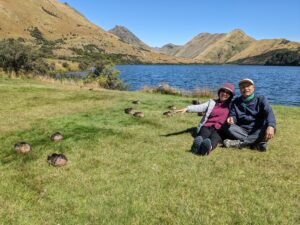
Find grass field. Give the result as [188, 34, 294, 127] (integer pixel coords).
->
[0, 76, 299, 225]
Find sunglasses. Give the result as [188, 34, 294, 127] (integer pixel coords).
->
[220, 89, 232, 95]
[239, 83, 253, 88]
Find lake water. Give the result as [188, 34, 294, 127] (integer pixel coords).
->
[117, 65, 300, 106]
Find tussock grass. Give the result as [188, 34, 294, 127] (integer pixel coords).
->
[142, 83, 215, 98]
[0, 76, 299, 225]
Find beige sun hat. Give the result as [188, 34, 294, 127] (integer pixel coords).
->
[239, 78, 254, 86]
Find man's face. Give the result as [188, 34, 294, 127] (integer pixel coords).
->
[239, 82, 255, 98]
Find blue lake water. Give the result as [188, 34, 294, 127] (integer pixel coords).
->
[117, 65, 300, 106]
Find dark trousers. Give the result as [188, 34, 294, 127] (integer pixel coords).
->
[197, 126, 222, 150]
[226, 124, 267, 146]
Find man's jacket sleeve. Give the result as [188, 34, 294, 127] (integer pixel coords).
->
[261, 96, 276, 129]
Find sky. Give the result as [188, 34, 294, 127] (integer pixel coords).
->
[62, 0, 300, 47]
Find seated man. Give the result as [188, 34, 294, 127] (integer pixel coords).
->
[223, 78, 276, 151]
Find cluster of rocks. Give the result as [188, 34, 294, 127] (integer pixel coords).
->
[124, 108, 145, 118]
[47, 153, 68, 167]
[162, 100, 202, 117]
[14, 132, 68, 167]
[124, 100, 145, 118]
[14, 142, 32, 153]
[125, 99, 203, 118]
[163, 105, 177, 117]
[13, 98, 204, 168]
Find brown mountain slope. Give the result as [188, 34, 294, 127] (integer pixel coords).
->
[174, 32, 226, 58]
[156, 43, 183, 56]
[108, 25, 152, 51]
[0, 0, 101, 40]
[194, 29, 255, 63]
[155, 28, 300, 65]
[227, 39, 300, 64]
[0, 0, 298, 65]
[230, 47, 300, 65]
[0, 0, 193, 64]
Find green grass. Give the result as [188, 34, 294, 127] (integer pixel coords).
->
[0, 76, 299, 225]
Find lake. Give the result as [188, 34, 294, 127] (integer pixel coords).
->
[117, 65, 300, 106]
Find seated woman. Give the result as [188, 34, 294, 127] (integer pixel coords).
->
[176, 83, 235, 155]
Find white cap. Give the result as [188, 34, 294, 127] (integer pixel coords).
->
[239, 78, 254, 86]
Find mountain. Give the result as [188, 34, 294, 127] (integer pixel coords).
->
[174, 32, 226, 58]
[194, 29, 255, 63]
[107, 26, 186, 58]
[227, 39, 300, 65]
[156, 43, 182, 56]
[108, 25, 152, 51]
[0, 0, 298, 65]
[155, 30, 250, 61]
[156, 29, 300, 65]
[0, 0, 192, 64]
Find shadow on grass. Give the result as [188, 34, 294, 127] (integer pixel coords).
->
[161, 127, 198, 138]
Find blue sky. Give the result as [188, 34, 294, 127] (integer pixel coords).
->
[62, 0, 300, 47]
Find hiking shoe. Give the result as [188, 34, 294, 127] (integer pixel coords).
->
[252, 142, 268, 151]
[223, 139, 241, 148]
[191, 136, 203, 153]
[199, 138, 212, 155]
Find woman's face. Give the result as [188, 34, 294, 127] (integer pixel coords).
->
[219, 89, 231, 102]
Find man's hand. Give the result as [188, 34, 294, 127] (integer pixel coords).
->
[174, 108, 188, 113]
[265, 126, 275, 141]
[227, 117, 235, 125]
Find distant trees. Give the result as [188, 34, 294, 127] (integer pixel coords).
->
[0, 38, 126, 90]
[0, 39, 34, 76]
[0, 39, 49, 76]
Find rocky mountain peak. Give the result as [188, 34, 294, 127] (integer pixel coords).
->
[108, 25, 151, 50]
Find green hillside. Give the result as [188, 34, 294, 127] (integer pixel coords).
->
[0, 76, 299, 225]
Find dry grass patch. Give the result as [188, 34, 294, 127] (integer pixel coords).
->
[142, 83, 214, 98]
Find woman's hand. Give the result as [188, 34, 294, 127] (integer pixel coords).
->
[174, 108, 188, 113]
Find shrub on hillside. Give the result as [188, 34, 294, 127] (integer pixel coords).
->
[69, 45, 143, 65]
[85, 62, 127, 90]
[41, 7, 59, 18]
[0, 39, 50, 76]
[62, 62, 69, 69]
[29, 27, 46, 44]
[78, 61, 89, 70]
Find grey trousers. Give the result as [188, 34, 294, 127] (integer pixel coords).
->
[226, 124, 266, 146]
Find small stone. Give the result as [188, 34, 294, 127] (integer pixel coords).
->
[47, 153, 68, 167]
[192, 100, 200, 105]
[163, 111, 173, 117]
[133, 112, 144, 117]
[124, 108, 135, 115]
[51, 132, 64, 141]
[168, 105, 176, 110]
[14, 142, 32, 153]
[132, 100, 140, 104]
